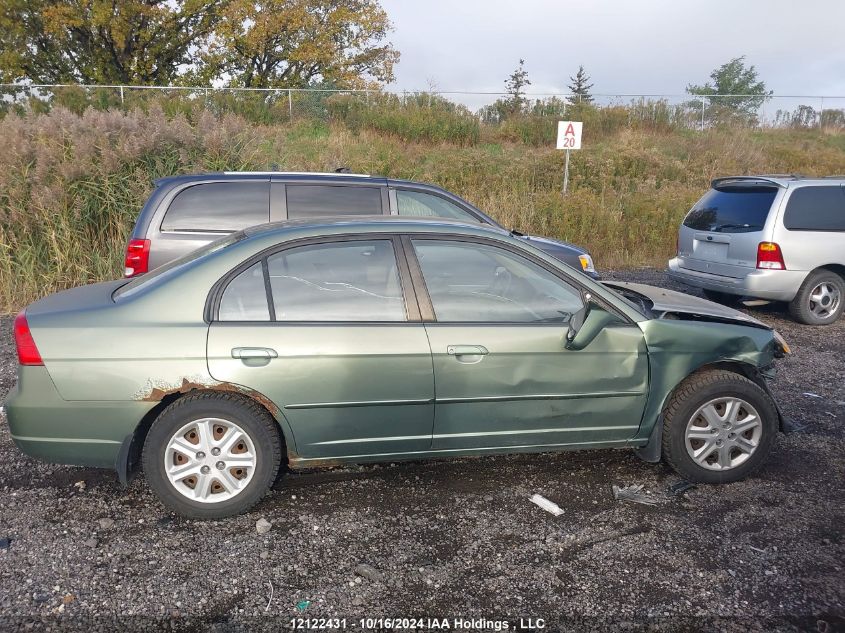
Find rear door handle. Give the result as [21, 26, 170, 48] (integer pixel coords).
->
[447, 345, 489, 356]
[231, 347, 278, 360]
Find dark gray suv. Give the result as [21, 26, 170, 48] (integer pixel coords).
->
[124, 172, 598, 278]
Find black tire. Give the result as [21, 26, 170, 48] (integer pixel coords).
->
[701, 289, 739, 305]
[788, 269, 845, 325]
[142, 392, 282, 519]
[662, 369, 778, 484]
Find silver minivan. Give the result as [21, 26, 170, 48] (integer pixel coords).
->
[668, 175, 845, 325]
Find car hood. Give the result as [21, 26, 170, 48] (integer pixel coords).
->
[520, 234, 585, 255]
[602, 281, 770, 328]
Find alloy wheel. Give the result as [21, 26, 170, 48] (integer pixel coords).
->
[808, 282, 841, 320]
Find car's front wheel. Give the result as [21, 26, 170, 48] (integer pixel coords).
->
[142, 392, 282, 518]
[661, 369, 778, 484]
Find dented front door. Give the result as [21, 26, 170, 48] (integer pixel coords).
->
[406, 236, 649, 451]
[425, 324, 649, 449]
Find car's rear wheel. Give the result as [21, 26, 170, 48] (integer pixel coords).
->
[142, 392, 282, 518]
[701, 289, 739, 305]
[662, 369, 777, 484]
[788, 269, 844, 325]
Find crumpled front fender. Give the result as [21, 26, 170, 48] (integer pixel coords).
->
[631, 318, 784, 462]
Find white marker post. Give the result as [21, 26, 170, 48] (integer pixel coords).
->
[556, 121, 582, 195]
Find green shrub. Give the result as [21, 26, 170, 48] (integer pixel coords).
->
[326, 93, 480, 146]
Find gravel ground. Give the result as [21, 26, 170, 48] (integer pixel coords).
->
[0, 269, 843, 632]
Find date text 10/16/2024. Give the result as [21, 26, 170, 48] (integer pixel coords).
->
[290, 617, 546, 630]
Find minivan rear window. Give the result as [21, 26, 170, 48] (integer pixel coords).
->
[682, 187, 778, 233]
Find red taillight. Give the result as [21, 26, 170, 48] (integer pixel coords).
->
[14, 311, 43, 366]
[756, 242, 786, 270]
[124, 238, 150, 277]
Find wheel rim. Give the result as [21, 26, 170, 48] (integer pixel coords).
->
[164, 418, 257, 503]
[684, 397, 762, 471]
[808, 282, 841, 319]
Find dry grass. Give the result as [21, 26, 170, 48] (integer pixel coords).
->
[0, 104, 843, 311]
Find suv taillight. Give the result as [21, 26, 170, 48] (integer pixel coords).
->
[124, 238, 150, 277]
[14, 311, 43, 366]
[757, 242, 786, 270]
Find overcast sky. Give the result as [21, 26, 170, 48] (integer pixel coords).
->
[380, 0, 845, 110]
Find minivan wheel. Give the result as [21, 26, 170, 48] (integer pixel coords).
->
[142, 392, 282, 519]
[661, 370, 777, 484]
[788, 270, 844, 325]
[701, 289, 738, 305]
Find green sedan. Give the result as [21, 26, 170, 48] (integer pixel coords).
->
[5, 218, 791, 518]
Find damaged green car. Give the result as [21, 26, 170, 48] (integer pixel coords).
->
[5, 218, 791, 518]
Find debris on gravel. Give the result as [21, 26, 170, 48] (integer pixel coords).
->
[668, 480, 696, 496]
[255, 517, 272, 535]
[612, 483, 660, 505]
[354, 563, 385, 583]
[529, 493, 565, 516]
[0, 269, 843, 630]
[97, 518, 115, 530]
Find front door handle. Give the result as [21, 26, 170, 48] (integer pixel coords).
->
[447, 345, 489, 357]
[231, 347, 278, 360]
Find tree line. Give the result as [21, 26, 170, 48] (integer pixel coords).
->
[0, 0, 398, 89]
[486, 56, 774, 125]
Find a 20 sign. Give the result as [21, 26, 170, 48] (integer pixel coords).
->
[556, 121, 583, 150]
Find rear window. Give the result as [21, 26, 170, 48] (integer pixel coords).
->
[161, 182, 269, 232]
[783, 186, 845, 231]
[286, 185, 382, 219]
[683, 187, 778, 233]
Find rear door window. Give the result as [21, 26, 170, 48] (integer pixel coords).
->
[683, 187, 777, 233]
[266, 240, 405, 321]
[286, 185, 382, 219]
[783, 186, 845, 231]
[161, 182, 270, 232]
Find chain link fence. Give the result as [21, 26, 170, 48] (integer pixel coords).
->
[1, 83, 844, 132]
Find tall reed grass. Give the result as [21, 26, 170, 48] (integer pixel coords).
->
[0, 103, 842, 312]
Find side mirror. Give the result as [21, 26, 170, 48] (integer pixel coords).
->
[565, 301, 619, 350]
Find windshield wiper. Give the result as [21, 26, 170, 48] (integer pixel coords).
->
[711, 223, 762, 232]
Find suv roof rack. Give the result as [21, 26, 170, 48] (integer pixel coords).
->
[223, 171, 372, 177]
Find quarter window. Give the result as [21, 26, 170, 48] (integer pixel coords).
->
[783, 186, 845, 231]
[161, 182, 269, 232]
[267, 240, 405, 321]
[412, 240, 583, 323]
[219, 262, 270, 321]
[286, 185, 382, 218]
[396, 190, 480, 222]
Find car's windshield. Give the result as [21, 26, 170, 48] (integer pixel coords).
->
[683, 186, 778, 233]
[114, 232, 246, 300]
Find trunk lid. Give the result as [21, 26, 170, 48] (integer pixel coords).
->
[25, 280, 127, 318]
